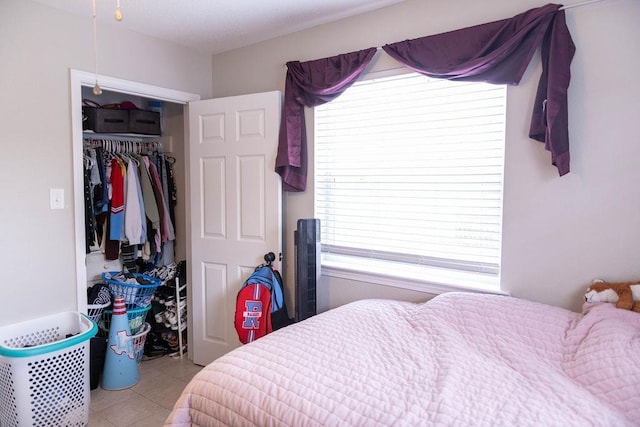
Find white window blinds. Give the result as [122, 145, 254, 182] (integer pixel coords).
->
[314, 72, 506, 276]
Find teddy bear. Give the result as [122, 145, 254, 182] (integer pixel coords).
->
[584, 279, 640, 312]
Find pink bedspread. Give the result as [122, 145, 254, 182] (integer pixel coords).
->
[166, 293, 640, 426]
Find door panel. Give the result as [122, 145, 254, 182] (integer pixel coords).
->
[202, 262, 227, 340]
[239, 156, 266, 239]
[189, 91, 282, 366]
[202, 158, 226, 237]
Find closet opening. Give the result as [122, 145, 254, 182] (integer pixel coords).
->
[70, 69, 200, 358]
[80, 87, 186, 288]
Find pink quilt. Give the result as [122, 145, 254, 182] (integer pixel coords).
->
[166, 293, 640, 426]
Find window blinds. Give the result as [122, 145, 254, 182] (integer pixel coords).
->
[314, 72, 506, 275]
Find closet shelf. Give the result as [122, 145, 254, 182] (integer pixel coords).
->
[83, 131, 161, 140]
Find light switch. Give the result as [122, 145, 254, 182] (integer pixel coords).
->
[50, 188, 64, 210]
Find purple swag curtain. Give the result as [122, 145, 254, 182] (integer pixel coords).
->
[276, 48, 377, 192]
[276, 4, 575, 191]
[383, 3, 575, 176]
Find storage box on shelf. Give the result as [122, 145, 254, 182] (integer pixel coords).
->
[129, 109, 162, 135]
[83, 107, 129, 133]
[83, 107, 161, 135]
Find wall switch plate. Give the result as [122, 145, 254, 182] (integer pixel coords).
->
[50, 188, 64, 210]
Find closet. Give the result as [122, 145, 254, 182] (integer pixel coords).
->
[80, 85, 189, 358]
[72, 70, 282, 365]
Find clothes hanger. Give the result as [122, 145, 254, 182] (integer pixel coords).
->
[127, 154, 141, 167]
[83, 154, 94, 169]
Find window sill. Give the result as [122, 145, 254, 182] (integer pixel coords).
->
[321, 253, 508, 297]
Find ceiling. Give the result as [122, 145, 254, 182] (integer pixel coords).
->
[32, 0, 407, 54]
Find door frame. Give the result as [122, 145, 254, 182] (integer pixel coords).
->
[69, 69, 199, 318]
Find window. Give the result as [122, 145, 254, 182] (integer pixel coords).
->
[314, 71, 506, 292]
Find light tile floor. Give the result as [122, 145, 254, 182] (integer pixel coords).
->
[89, 355, 203, 426]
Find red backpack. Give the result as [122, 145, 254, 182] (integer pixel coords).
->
[234, 254, 293, 344]
[234, 277, 273, 344]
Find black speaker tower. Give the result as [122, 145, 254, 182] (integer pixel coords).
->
[294, 219, 320, 322]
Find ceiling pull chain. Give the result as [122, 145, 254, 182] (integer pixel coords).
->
[115, 0, 123, 21]
[91, 0, 102, 95]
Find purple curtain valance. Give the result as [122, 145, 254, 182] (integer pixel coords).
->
[382, 3, 575, 176]
[276, 4, 576, 191]
[276, 48, 377, 192]
[382, 4, 560, 84]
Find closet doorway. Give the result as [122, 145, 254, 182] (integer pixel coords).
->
[70, 69, 200, 356]
[70, 70, 283, 364]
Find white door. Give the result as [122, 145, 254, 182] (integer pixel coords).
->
[188, 91, 282, 366]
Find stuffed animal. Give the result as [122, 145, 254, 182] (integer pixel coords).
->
[584, 280, 640, 312]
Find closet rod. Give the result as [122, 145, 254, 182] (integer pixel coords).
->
[84, 138, 161, 154]
[83, 132, 157, 143]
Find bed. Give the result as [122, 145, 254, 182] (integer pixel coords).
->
[165, 292, 640, 426]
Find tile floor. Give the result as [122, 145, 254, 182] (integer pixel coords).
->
[89, 355, 203, 426]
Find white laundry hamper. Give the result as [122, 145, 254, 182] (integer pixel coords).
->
[0, 311, 97, 426]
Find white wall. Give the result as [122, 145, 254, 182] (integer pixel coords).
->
[0, 0, 212, 326]
[0, 0, 637, 328]
[210, 0, 640, 312]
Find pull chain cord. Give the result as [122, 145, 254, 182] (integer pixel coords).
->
[115, 0, 123, 21]
[92, 0, 102, 95]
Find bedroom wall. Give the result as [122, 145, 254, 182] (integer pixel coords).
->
[210, 0, 640, 312]
[0, 0, 212, 326]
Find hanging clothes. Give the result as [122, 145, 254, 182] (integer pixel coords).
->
[147, 158, 175, 244]
[83, 162, 97, 254]
[164, 156, 178, 230]
[160, 155, 178, 266]
[109, 157, 126, 241]
[139, 156, 160, 234]
[124, 158, 146, 245]
[83, 137, 177, 267]
[140, 155, 161, 251]
[94, 146, 109, 215]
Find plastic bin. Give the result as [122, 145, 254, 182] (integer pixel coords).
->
[0, 312, 97, 426]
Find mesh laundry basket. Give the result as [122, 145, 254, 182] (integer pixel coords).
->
[131, 322, 152, 364]
[102, 272, 162, 308]
[99, 304, 151, 336]
[0, 312, 97, 426]
[87, 301, 111, 324]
